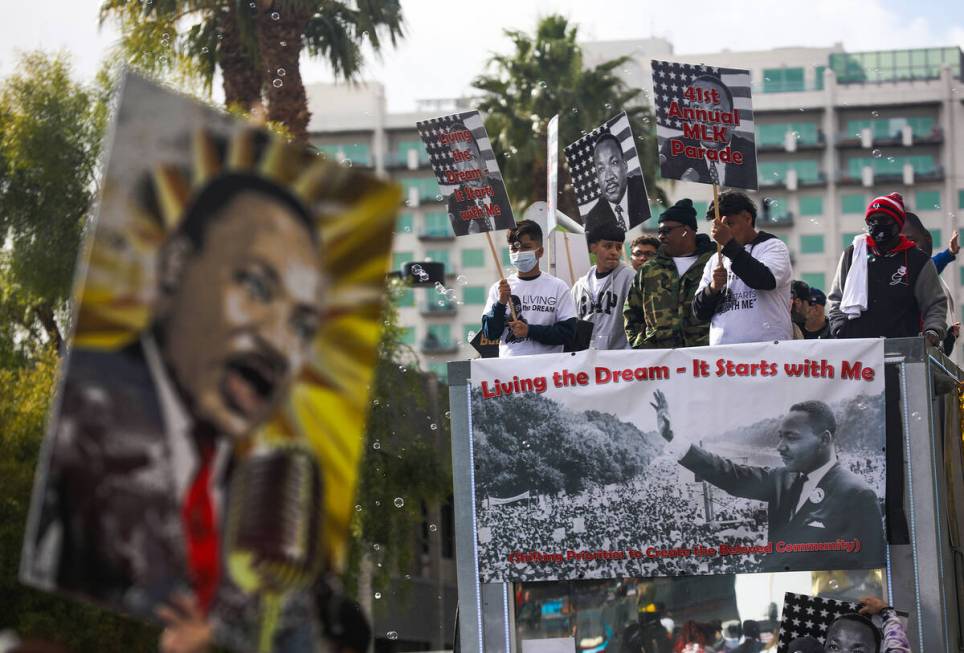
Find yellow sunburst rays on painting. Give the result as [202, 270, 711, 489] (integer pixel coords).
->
[72, 125, 401, 571]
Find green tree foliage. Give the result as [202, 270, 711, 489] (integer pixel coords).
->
[473, 15, 666, 219]
[345, 280, 451, 594]
[0, 53, 161, 650]
[0, 53, 111, 352]
[100, 0, 405, 140]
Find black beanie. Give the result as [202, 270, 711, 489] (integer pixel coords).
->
[659, 199, 697, 231]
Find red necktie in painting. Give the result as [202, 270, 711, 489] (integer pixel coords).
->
[182, 444, 220, 613]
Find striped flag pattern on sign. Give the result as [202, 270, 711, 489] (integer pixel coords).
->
[651, 60, 755, 141]
[777, 592, 863, 650]
[416, 110, 501, 192]
[563, 111, 642, 217]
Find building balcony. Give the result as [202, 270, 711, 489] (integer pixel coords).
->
[418, 229, 455, 242]
[420, 300, 457, 317]
[386, 153, 431, 170]
[420, 337, 458, 354]
[835, 126, 943, 149]
[756, 131, 825, 153]
[836, 165, 944, 186]
[758, 172, 826, 190]
[757, 211, 794, 228]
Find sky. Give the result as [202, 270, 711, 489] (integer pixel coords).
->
[0, 0, 962, 112]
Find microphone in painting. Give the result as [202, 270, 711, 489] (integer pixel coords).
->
[225, 440, 325, 653]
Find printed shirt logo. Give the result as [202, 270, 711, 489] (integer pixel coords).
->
[889, 265, 908, 286]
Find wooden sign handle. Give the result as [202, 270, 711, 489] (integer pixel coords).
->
[485, 230, 518, 321]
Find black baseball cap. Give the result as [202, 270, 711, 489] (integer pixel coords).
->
[810, 288, 827, 306]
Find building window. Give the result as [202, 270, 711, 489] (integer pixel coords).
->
[463, 324, 479, 343]
[692, 201, 708, 218]
[394, 140, 429, 167]
[842, 232, 862, 251]
[842, 194, 866, 214]
[800, 235, 825, 254]
[462, 248, 485, 268]
[801, 272, 826, 291]
[929, 229, 942, 248]
[758, 160, 821, 185]
[424, 249, 450, 270]
[427, 362, 448, 382]
[400, 177, 440, 202]
[960, 267, 964, 288]
[846, 154, 936, 177]
[799, 196, 823, 216]
[423, 211, 451, 237]
[396, 212, 413, 234]
[397, 288, 414, 308]
[426, 324, 452, 350]
[914, 190, 940, 211]
[757, 122, 819, 147]
[463, 286, 487, 305]
[392, 251, 413, 271]
[958, 190, 964, 210]
[763, 67, 805, 93]
[814, 65, 826, 90]
[399, 326, 415, 346]
[501, 247, 511, 267]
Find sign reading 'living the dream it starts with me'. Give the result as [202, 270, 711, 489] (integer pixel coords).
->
[466, 340, 886, 583]
[417, 110, 516, 237]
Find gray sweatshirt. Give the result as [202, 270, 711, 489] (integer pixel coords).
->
[570, 264, 635, 349]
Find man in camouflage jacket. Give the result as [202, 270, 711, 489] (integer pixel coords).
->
[624, 199, 715, 349]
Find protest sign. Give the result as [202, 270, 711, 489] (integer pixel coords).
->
[546, 114, 559, 233]
[466, 340, 887, 583]
[20, 73, 400, 649]
[564, 111, 651, 243]
[417, 110, 516, 237]
[652, 60, 758, 190]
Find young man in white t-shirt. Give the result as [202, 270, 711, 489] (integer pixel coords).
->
[692, 190, 793, 345]
[481, 220, 578, 357]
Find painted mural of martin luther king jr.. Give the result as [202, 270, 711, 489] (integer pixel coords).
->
[25, 172, 326, 622]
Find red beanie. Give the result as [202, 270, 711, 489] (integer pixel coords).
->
[866, 192, 906, 228]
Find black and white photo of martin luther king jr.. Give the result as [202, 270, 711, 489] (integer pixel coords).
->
[648, 390, 885, 572]
[443, 122, 514, 236]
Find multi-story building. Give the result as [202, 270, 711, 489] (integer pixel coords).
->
[307, 43, 964, 379]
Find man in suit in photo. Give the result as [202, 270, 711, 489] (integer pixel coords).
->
[444, 122, 514, 236]
[25, 172, 326, 646]
[649, 391, 885, 572]
[584, 133, 648, 235]
[658, 75, 758, 189]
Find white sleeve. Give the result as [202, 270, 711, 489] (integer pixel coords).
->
[555, 280, 578, 321]
[758, 239, 793, 288]
[696, 254, 716, 294]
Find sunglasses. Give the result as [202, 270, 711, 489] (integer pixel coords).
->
[657, 225, 684, 236]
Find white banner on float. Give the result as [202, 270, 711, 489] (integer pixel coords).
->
[467, 339, 886, 582]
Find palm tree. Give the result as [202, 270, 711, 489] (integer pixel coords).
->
[473, 15, 665, 220]
[100, 0, 404, 140]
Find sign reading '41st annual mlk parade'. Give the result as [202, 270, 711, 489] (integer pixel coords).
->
[652, 59, 759, 190]
[465, 340, 887, 583]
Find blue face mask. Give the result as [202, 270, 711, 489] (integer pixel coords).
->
[510, 250, 538, 273]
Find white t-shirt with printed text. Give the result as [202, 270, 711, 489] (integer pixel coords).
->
[696, 235, 793, 345]
[483, 272, 577, 357]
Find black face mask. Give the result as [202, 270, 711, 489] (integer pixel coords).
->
[866, 216, 900, 249]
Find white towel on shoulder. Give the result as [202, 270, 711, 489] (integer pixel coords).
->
[841, 235, 869, 320]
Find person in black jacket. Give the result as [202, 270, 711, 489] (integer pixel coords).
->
[649, 391, 886, 573]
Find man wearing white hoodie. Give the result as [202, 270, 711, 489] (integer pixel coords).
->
[571, 222, 635, 349]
